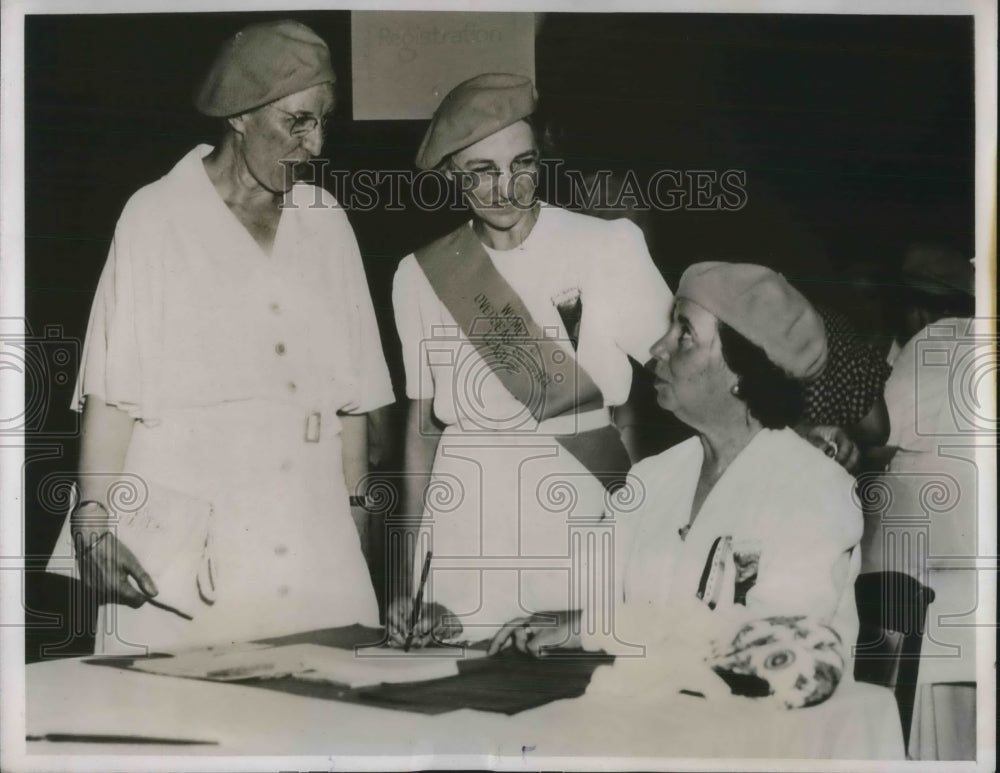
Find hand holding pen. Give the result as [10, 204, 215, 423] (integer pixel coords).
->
[73, 522, 192, 620]
[385, 552, 463, 649]
[72, 526, 159, 609]
[405, 550, 433, 651]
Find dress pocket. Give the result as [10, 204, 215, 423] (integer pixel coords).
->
[117, 481, 215, 617]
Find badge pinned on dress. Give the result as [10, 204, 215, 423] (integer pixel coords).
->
[551, 287, 583, 351]
[697, 535, 732, 610]
[732, 540, 762, 606]
[696, 536, 762, 609]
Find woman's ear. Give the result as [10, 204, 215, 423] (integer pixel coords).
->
[227, 113, 248, 135]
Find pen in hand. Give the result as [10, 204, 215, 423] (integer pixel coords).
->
[403, 550, 433, 652]
[143, 594, 193, 621]
[126, 578, 192, 621]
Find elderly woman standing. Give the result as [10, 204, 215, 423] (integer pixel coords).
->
[491, 263, 863, 711]
[389, 74, 673, 644]
[49, 21, 393, 654]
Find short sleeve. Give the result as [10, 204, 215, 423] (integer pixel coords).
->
[884, 320, 961, 449]
[335, 209, 394, 414]
[73, 252, 115, 412]
[603, 219, 673, 363]
[72, 197, 155, 420]
[392, 256, 435, 401]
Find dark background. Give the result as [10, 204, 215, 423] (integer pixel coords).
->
[22, 11, 974, 657]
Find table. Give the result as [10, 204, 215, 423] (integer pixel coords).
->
[23, 629, 905, 766]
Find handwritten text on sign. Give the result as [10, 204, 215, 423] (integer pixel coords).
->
[352, 11, 535, 121]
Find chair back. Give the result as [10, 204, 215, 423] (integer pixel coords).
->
[854, 570, 935, 749]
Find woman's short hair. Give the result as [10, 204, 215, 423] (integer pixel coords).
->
[718, 322, 805, 429]
[440, 115, 540, 173]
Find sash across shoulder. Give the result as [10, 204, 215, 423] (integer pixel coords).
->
[414, 223, 630, 492]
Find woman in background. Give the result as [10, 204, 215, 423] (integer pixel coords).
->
[797, 305, 892, 473]
[862, 243, 977, 759]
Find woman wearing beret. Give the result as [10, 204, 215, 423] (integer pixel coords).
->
[48, 21, 393, 653]
[388, 73, 674, 645]
[490, 263, 863, 711]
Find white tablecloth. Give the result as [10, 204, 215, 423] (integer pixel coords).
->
[20, 654, 905, 766]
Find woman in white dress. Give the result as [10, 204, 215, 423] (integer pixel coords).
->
[388, 73, 674, 645]
[490, 262, 864, 712]
[50, 21, 394, 655]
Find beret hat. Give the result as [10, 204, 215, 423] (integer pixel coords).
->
[195, 20, 335, 117]
[677, 262, 828, 380]
[415, 73, 537, 170]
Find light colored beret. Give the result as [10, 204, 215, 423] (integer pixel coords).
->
[901, 243, 974, 296]
[195, 20, 335, 117]
[415, 73, 537, 170]
[677, 262, 828, 380]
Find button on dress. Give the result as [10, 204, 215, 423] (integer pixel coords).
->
[49, 146, 394, 654]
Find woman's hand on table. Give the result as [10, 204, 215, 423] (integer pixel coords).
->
[73, 528, 158, 608]
[487, 610, 582, 657]
[386, 596, 462, 648]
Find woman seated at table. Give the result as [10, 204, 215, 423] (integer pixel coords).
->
[490, 262, 864, 710]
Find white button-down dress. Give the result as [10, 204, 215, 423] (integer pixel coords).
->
[49, 146, 394, 655]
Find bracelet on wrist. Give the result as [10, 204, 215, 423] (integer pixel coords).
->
[349, 494, 368, 508]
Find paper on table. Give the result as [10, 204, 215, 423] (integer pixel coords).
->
[355, 643, 489, 660]
[295, 645, 464, 687]
[128, 642, 280, 681]
[129, 643, 468, 688]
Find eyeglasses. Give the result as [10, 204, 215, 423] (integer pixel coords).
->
[268, 105, 331, 138]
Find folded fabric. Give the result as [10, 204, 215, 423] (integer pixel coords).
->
[585, 609, 844, 711]
[707, 615, 845, 709]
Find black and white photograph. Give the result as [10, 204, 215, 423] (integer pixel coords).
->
[0, 1, 995, 770]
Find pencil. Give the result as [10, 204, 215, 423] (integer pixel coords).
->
[144, 594, 193, 621]
[403, 550, 433, 652]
